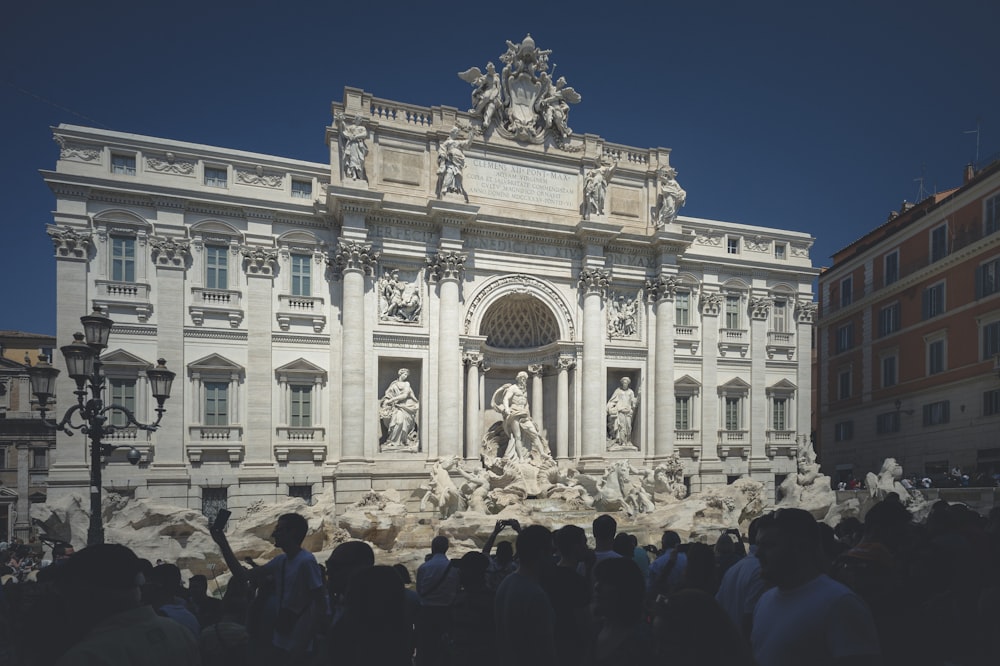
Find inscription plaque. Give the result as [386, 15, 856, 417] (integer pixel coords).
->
[464, 157, 577, 210]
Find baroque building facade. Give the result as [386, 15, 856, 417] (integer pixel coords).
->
[43, 37, 817, 516]
[818, 161, 1000, 483]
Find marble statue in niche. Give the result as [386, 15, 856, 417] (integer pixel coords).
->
[584, 156, 617, 218]
[377, 269, 421, 323]
[654, 166, 687, 228]
[489, 370, 551, 464]
[607, 293, 638, 338]
[379, 368, 419, 451]
[606, 377, 638, 450]
[335, 112, 369, 181]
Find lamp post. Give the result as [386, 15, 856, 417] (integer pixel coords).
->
[28, 308, 175, 546]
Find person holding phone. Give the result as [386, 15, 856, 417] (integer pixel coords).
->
[210, 512, 327, 665]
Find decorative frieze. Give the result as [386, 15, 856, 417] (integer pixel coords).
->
[146, 153, 195, 175]
[47, 226, 92, 259]
[235, 166, 284, 188]
[54, 135, 100, 162]
[426, 252, 466, 283]
[744, 236, 771, 253]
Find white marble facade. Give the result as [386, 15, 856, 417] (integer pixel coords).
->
[42, 37, 818, 515]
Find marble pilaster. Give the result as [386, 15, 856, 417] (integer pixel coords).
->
[428, 251, 465, 458]
[556, 356, 574, 460]
[579, 268, 610, 460]
[242, 246, 278, 466]
[150, 237, 189, 467]
[647, 274, 677, 458]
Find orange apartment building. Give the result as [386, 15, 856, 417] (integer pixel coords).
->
[818, 160, 1000, 484]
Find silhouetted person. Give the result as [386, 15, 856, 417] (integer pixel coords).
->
[415, 536, 459, 666]
[495, 525, 556, 666]
[591, 557, 654, 665]
[55, 543, 200, 665]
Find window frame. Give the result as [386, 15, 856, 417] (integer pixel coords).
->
[834, 421, 854, 442]
[203, 381, 229, 426]
[922, 400, 950, 427]
[985, 193, 1000, 236]
[204, 244, 229, 290]
[726, 237, 740, 255]
[291, 179, 313, 199]
[883, 249, 899, 286]
[108, 378, 137, 428]
[922, 281, 946, 319]
[984, 388, 1000, 417]
[840, 276, 853, 307]
[675, 291, 691, 327]
[290, 253, 312, 297]
[878, 302, 900, 337]
[837, 367, 852, 400]
[926, 334, 947, 375]
[724, 294, 742, 330]
[930, 222, 948, 262]
[774, 243, 787, 260]
[880, 351, 898, 388]
[289, 384, 313, 427]
[978, 256, 1000, 299]
[875, 411, 901, 434]
[111, 153, 137, 176]
[110, 235, 136, 283]
[982, 318, 1000, 361]
[204, 165, 229, 188]
[835, 322, 854, 354]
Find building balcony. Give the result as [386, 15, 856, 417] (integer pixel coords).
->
[276, 294, 326, 332]
[674, 430, 700, 459]
[765, 437, 797, 459]
[94, 280, 152, 321]
[187, 425, 243, 462]
[190, 288, 244, 327]
[718, 329, 749, 357]
[717, 430, 748, 459]
[674, 325, 700, 355]
[766, 331, 796, 359]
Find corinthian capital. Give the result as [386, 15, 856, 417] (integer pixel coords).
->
[578, 268, 611, 296]
[644, 274, 678, 302]
[750, 296, 773, 320]
[330, 241, 380, 276]
[47, 226, 92, 259]
[241, 246, 279, 276]
[795, 300, 818, 324]
[426, 251, 466, 282]
[150, 236, 191, 267]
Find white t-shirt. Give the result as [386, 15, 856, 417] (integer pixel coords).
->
[262, 549, 325, 651]
[751, 574, 880, 666]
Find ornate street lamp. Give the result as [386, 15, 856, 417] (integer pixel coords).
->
[28, 308, 175, 546]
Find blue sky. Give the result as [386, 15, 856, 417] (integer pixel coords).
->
[3, 0, 997, 335]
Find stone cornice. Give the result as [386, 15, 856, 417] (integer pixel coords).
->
[184, 328, 249, 341]
[272, 334, 331, 345]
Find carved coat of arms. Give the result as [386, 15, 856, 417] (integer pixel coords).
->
[458, 34, 581, 148]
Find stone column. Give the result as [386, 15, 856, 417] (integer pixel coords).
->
[463, 351, 482, 461]
[749, 296, 771, 464]
[579, 268, 610, 460]
[528, 363, 544, 432]
[241, 247, 279, 466]
[700, 293, 723, 471]
[47, 226, 92, 475]
[647, 274, 678, 459]
[795, 301, 817, 442]
[332, 240, 379, 461]
[13, 443, 31, 542]
[556, 356, 574, 460]
[149, 237, 190, 468]
[428, 251, 466, 459]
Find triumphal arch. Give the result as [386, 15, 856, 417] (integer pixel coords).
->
[43, 35, 818, 516]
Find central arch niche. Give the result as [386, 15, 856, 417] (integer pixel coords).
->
[479, 294, 560, 349]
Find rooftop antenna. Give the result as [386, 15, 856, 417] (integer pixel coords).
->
[964, 118, 981, 165]
[914, 164, 929, 201]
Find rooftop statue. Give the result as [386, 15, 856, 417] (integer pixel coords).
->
[436, 125, 475, 201]
[584, 156, 618, 218]
[458, 34, 580, 147]
[654, 167, 687, 228]
[334, 112, 369, 181]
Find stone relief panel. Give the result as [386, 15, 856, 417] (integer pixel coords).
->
[376, 268, 422, 324]
[235, 166, 283, 189]
[607, 292, 640, 339]
[145, 152, 196, 175]
[54, 135, 100, 162]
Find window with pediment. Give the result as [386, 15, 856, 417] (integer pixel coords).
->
[674, 375, 701, 433]
[100, 349, 153, 430]
[188, 354, 244, 427]
[275, 359, 327, 430]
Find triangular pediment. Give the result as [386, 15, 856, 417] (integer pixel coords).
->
[768, 378, 797, 390]
[674, 374, 702, 388]
[719, 377, 751, 390]
[188, 353, 244, 373]
[275, 358, 326, 378]
[0, 357, 26, 370]
[101, 349, 153, 369]
[0, 487, 17, 498]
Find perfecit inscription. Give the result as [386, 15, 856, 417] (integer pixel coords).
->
[463, 158, 577, 210]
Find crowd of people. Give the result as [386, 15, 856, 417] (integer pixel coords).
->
[1, 496, 999, 665]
